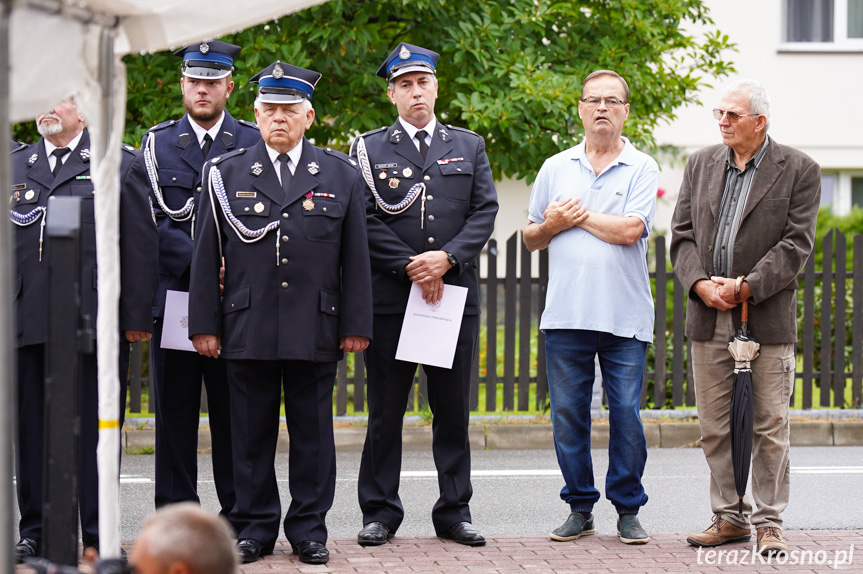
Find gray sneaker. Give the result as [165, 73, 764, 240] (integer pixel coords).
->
[550, 512, 595, 541]
[617, 513, 649, 544]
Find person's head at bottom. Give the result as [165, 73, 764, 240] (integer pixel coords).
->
[129, 503, 238, 574]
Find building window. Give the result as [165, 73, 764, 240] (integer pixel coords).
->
[821, 173, 835, 206]
[822, 171, 863, 214]
[852, 176, 863, 208]
[784, 0, 863, 48]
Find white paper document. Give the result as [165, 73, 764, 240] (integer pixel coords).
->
[161, 290, 197, 353]
[396, 282, 468, 369]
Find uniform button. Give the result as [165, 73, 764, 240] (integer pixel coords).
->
[331, 306, 336, 312]
[391, 270, 397, 275]
[281, 258, 288, 265]
[428, 237, 435, 244]
[231, 303, 235, 308]
[424, 175, 430, 181]
[282, 213, 289, 219]
[171, 177, 177, 182]
[281, 282, 289, 289]
[282, 235, 289, 243]
[322, 207, 327, 213]
[428, 215, 435, 221]
[426, 194, 433, 200]
[196, 186, 202, 192]
[244, 207, 250, 212]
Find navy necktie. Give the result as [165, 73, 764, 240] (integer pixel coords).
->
[416, 130, 429, 160]
[51, 147, 70, 179]
[201, 134, 213, 158]
[278, 153, 292, 198]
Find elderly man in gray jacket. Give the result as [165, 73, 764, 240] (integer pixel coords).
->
[670, 79, 820, 557]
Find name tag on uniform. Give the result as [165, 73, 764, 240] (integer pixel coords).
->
[11, 183, 26, 191]
[236, 191, 257, 198]
[374, 163, 397, 169]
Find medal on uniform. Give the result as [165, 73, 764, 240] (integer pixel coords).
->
[403, 167, 413, 178]
[302, 191, 315, 211]
[307, 161, 320, 175]
[254, 202, 265, 213]
[24, 190, 35, 201]
[389, 177, 400, 189]
[379, 171, 387, 179]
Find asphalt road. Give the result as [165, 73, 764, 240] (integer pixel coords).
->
[103, 445, 863, 543]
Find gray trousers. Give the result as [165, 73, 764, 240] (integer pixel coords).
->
[691, 311, 795, 529]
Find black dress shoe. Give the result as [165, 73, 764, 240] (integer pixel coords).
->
[438, 522, 486, 547]
[292, 540, 329, 564]
[15, 538, 40, 563]
[358, 521, 393, 546]
[236, 539, 273, 564]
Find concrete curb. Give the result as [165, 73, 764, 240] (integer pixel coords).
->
[122, 419, 863, 453]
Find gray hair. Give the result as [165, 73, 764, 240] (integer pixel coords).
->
[137, 503, 238, 574]
[722, 79, 771, 131]
[253, 98, 313, 113]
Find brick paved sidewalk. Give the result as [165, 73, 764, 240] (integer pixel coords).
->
[236, 531, 860, 574]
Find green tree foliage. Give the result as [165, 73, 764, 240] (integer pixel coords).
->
[118, 0, 734, 181]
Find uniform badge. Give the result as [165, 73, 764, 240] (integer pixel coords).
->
[251, 162, 263, 176]
[307, 161, 319, 175]
[399, 46, 411, 60]
[12, 183, 26, 191]
[379, 171, 387, 180]
[389, 177, 400, 189]
[236, 191, 256, 198]
[25, 190, 35, 201]
[80, 148, 90, 161]
[403, 167, 413, 178]
[391, 129, 402, 144]
[254, 202, 265, 213]
[273, 63, 285, 79]
[200, 42, 210, 54]
[28, 154, 38, 166]
[438, 127, 451, 142]
[10, 191, 19, 205]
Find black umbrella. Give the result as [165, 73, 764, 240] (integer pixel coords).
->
[727, 299, 760, 517]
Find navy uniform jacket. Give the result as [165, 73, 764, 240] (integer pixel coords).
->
[188, 139, 373, 362]
[10, 130, 158, 347]
[350, 120, 498, 315]
[136, 113, 260, 317]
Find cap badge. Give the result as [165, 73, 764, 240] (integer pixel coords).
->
[399, 46, 411, 60]
[307, 161, 320, 175]
[28, 154, 38, 166]
[254, 202, 265, 213]
[273, 63, 285, 79]
[251, 162, 263, 176]
[402, 167, 413, 178]
[199, 42, 210, 54]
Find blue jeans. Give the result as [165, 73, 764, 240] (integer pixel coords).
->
[545, 329, 649, 515]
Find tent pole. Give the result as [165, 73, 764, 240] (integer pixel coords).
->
[0, 0, 17, 571]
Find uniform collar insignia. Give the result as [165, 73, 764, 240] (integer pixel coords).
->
[27, 153, 38, 166]
[80, 148, 90, 162]
[178, 133, 192, 148]
[307, 161, 320, 175]
[250, 162, 263, 176]
[390, 129, 402, 144]
[221, 131, 234, 147]
[438, 127, 451, 142]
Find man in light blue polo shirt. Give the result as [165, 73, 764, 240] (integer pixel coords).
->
[523, 69, 658, 546]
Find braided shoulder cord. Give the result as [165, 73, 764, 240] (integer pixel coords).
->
[356, 136, 425, 214]
[144, 132, 195, 222]
[10, 206, 46, 226]
[209, 166, 279, 243]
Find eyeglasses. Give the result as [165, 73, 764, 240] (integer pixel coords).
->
[713, 108, 759, 123]
[580, 96, 626, 109]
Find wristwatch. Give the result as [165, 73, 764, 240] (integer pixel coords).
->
[446, 251, 458, 268]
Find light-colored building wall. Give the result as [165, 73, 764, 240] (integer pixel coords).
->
[489, 0, 863, 272]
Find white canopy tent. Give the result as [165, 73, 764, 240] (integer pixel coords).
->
[1, 0, 329, 567]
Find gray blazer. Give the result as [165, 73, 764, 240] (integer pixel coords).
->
[670, 139, 821, 344]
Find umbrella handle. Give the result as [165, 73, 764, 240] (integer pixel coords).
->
[741, 299, 748, 323]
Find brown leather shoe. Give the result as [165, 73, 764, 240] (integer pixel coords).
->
[757, 526, 788, 556]
[686, 515, 751, 547]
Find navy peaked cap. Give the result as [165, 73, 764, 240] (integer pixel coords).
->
[376, 43, 439, 81]
[250, 61, 322, 104]
[174, 40, 241, 79]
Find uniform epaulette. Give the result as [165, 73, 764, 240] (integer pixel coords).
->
[122, 143, 139, 155]
[208, 146, 248, 166]
[148, 119, 179, 134]
[236, 119, 260, 131]
[357, 126, 389, 139]
[445, 124, 480, 137]
[10, 143, 28, 155]
[323, 147, 358, 167]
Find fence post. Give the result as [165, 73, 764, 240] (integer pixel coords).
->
[854, 235, 863, 409]
[833, 231, 847, 407]
[536, 249, 549, 411]
[802, 251, 816, 409]
[653, 236, 668, 409]
[503, 233, 517, 410]
[518, 238, 532, 411]
[486, 240, 499, 411]
[820, 230, 833, 407]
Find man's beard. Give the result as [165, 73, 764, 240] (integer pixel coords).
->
[36, 116, 63, 137]
[183, 94, 224, 124]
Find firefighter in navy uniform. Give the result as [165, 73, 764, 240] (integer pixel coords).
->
[132, 40, 260, 520]
[10, 98, 157, 562]
[350, 43, 498, 547]
[188, 61, 373, 565]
